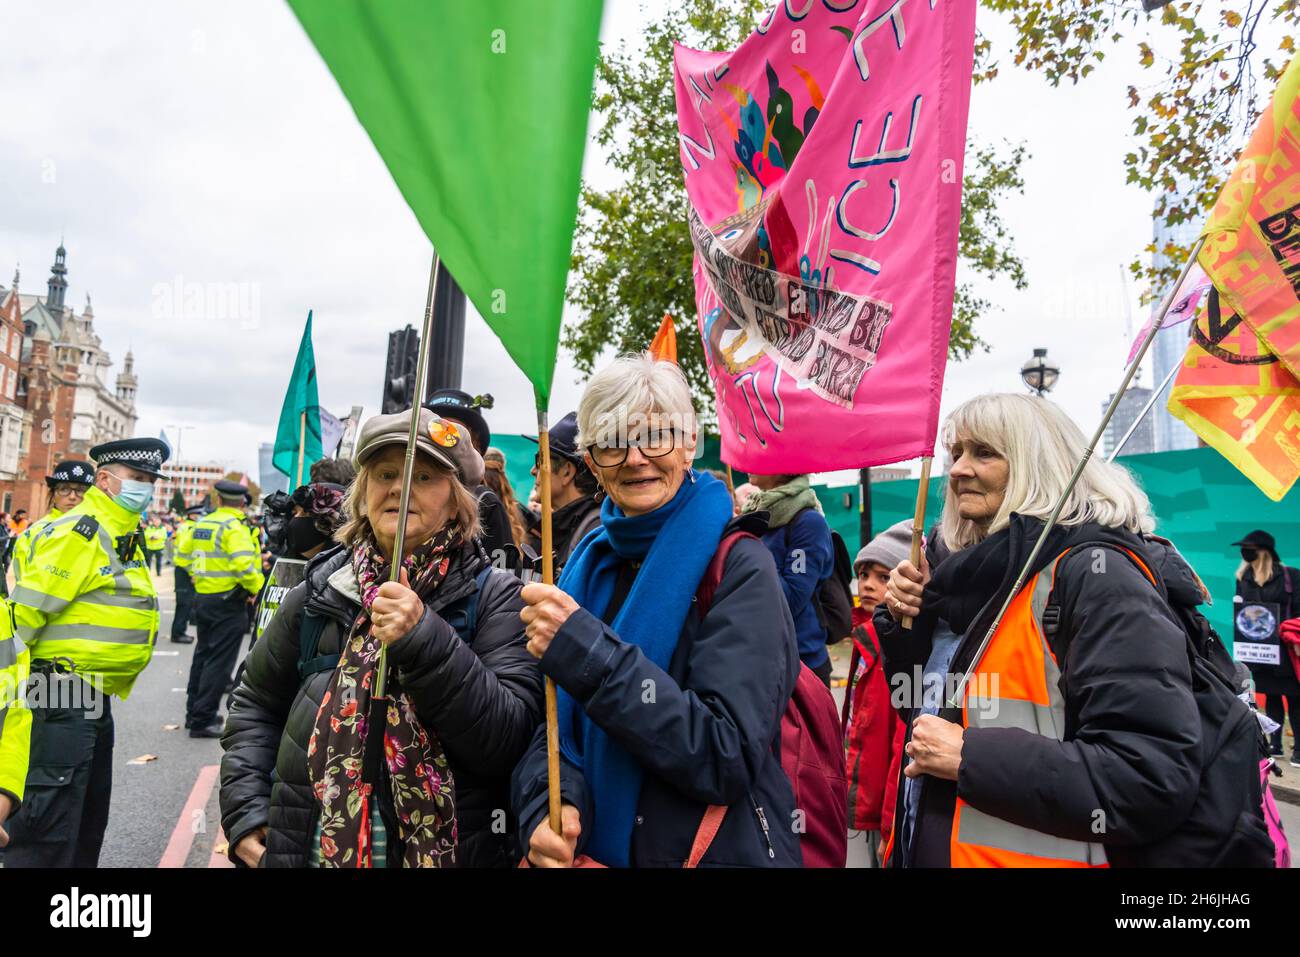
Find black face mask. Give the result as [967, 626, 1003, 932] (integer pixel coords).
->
[1241, 548, 1259, 563]
[287, 516, 330, 558]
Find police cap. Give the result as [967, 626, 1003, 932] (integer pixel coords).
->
[89, 438, 170, 479]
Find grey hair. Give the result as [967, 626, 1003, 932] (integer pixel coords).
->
[938, 393, 1156, 552]
[576, 351, 698, 451]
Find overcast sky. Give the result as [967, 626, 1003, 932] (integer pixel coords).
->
[0, 0, 1235, 478]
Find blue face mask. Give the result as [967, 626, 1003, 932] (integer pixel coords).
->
[111, 477, 155, 514]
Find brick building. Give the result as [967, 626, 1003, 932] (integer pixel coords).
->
[152, 460, 227, 518]
[0, 244, 139, 516]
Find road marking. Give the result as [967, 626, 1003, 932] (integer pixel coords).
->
[154, 650, 180, 657]
[158, 764, 219, 868]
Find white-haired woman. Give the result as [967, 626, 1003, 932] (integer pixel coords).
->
[220, 409, 544, 868]
[875, 393, 1266, 868]
[511, 352, 802, 867]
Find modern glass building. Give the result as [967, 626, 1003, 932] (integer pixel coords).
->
[1149, 210, 1201, 452]
[258, 441, 288, 497]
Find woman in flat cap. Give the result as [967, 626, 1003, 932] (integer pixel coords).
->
[220, 408, 543, 868]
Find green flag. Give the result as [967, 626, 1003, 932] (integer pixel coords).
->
[273, 311, 323, 483]
[286, 0, 603, 403]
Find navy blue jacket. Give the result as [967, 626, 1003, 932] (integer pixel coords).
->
[759, 508, 834, 670]
[510, 513, 802, 867]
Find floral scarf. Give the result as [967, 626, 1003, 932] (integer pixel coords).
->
[306, 524, 460, 868]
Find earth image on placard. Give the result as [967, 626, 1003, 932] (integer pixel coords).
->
[1237, 604, 1278, 642]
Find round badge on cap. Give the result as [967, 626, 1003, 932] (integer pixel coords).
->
[429, 420, 460, 448]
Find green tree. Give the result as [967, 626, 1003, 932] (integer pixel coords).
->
[979, 0, 1294, 297]
[565, 0, 1029, 413]
[168, 489, 186, 514]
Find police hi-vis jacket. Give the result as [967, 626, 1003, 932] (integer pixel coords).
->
[11, 508, 63, 585]
[172, 519, 196, 571]
[143, 525, 168, 551]
[8, 485, 160, 699]
[180, 507, 265, 597]
[0, 603, 30, 805]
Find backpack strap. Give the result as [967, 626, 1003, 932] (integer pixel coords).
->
[297, 612, 335, 680]
[683, 805, 728, 868]
[1039, 543, 1157, 642]
[439, 566, 493, 644]
[697, 531, 758, 617]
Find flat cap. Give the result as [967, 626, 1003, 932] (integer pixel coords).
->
[354, 408, 484, 487]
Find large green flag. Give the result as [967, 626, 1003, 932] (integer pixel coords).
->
[287, 0, 604, 403]
[273, 311, 323, 483]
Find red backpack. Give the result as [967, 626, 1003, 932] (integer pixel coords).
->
[697, 531, 848, 867]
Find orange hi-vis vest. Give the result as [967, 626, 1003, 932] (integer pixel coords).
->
[946, 544, 1157, 868]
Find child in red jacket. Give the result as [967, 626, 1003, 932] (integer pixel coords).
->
[843, 521, 910, 866]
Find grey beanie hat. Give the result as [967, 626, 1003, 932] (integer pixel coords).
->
[854, 519, 914, 574]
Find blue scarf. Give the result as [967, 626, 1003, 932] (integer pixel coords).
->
[555, 469, 734, 866]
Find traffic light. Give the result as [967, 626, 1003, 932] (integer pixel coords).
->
[382, 325, 419, 414]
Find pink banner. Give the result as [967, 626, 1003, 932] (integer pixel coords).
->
[674, 0, 977, 473]
[1126, 265, 1212, 367]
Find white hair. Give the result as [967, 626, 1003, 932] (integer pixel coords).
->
[938, 393, 1156, 552]
[576, 351, 698, 450]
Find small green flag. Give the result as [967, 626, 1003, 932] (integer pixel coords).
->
[273, 311, 323, 483]
[286, 0, 603, 403]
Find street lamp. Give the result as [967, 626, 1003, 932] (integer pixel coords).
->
[1020, 347, 1060, 397]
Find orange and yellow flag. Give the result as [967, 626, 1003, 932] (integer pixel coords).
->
[649, 313, 677, 363]
[1167, 290, 1300, 500]
[1169, 52, 1300, 500]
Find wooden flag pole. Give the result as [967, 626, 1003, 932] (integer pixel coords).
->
[724, 463, 735, 496]
[375, 250, 440, 702]
[536, 404, 562, 835]
[296, 411, 306, 488]
[901, 456, 933, 632]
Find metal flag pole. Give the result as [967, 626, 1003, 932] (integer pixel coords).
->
[535, 400, 563, 835]
[945, 235, 1206, 710]
[1106, 360, 1182, 463]
[374, 250, 441, 703]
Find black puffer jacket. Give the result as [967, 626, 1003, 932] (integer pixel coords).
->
[219, 541, 543, 867]
[510, 513, 802, 867]
[877, 517, 1204, 868]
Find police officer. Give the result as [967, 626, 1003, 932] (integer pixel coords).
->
[0, 602, 29, 850]
[143, 518, 167, 575]
[1, 437, 166, 867]
[9, 459, 95, 584]
[170, 504, 205, 644]
[180, 480, 264, 738]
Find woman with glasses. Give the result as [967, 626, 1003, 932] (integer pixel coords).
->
[9, 460, 95, 583]
[511, 351, 801, 867]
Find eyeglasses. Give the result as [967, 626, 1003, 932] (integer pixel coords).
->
[53, 484, 86, 497]
[587, 430, 680, 468]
